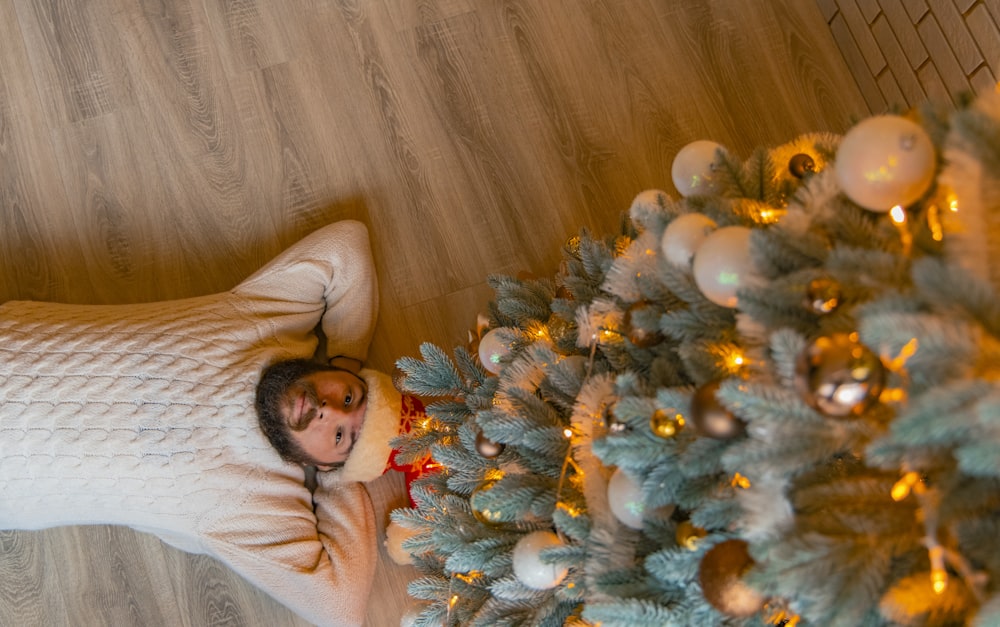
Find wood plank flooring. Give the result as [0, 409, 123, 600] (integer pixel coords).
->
[0, 1, 870, 625]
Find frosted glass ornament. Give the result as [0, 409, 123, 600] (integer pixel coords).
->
[608, 467, 645, 529]
[671, 140, 725, 197]
[834, 115, 935, 212]
[478, 327, 513, 374]
[384, 520, 419, 566]
[692, 226, 754, 308]
[661, 212, 718, 266]
[512, 530, 568, 590]
[399, 603, 426, 627]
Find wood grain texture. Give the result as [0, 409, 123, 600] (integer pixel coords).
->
[0, 0, 870, 625]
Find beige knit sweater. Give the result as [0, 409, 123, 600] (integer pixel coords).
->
[0, 220, 379, 627]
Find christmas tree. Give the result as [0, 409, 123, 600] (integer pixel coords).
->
[388, 90, 1000, 627]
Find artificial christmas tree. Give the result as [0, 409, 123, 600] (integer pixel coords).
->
[389, 91, 1000, 627]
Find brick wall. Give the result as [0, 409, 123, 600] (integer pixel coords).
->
[817, 0, 1000, 111]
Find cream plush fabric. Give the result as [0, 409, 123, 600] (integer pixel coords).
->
[0, 220, 379, 627]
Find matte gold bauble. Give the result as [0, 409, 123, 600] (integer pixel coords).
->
[699, 539, 765, 618]
[795, 333, 886, 417]
[650, 408, 685, 439]
[691, 381, 746, 440]
[804, 276, 842, 314]
[624, 300, 663, 348]
[470, 480, 504, 526]
[474, 431, 505, 459]
[788, 153, 816, 178]
[675, 520, 708, 550]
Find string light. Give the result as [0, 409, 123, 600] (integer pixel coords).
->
[889, 205, 913, 255]
[731, 472, 751, 489]
[929, 546, 948, 594]
[891, 471, 921, 501]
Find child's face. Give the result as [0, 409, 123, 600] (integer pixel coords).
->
[281, 369, 368, 469]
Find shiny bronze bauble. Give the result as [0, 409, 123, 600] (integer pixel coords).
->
[691, 381, 746, 440]
[804, 276, 842, 314]
[795, 333, 886, 417]
[788, 153, 816, 179]
[624, 300, 663, 348]
[474, 431, 505, 459]
[699, 539, 765, 618]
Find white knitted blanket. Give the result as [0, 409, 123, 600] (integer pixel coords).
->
[0, 220, 379, 627]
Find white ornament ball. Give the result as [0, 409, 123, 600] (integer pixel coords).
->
[399, 603, 425, 627]
[692, 226, 754, 308]
[384, 520, 419, 566]
[478, 327, 513, 375]
[834, 115, 935, 212]
[512, 530, 568, 590]
[608, 467, 646, 529]
[661, 213, 718, 266]
[671, 140, 726, 197]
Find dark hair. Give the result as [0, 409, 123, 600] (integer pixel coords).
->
[255, 358, 344, 468]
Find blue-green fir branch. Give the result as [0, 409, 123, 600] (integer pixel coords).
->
[911, 257, 1000, 336]
[859, 311, 980, 393]
[397, 344, 468, 396]
[488, 274, 556, 324]
[866, 379, 993, 467]
[582, 597, 693, 627]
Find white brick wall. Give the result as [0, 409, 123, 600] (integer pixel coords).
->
[818, 0, 1000, 110]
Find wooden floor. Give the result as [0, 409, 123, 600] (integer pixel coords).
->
[0, 1, 870, 625]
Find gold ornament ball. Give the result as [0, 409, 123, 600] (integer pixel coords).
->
[475, 431, 505, 459]
[691, 381, 746, 440]
[795, 333, 886, 417]
[650, 408, 685, 439]
[805, 276, 842, 314]
[675, 520, 708, 550]
[699, 539, 765, 618]
[788, 153, 816, 178]
[624, 300, 663, 348]
[471, 480, 504, 526]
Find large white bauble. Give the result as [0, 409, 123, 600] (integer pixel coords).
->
[384, 520, 419, 566]
[512, 530, 568, 590]
[671, 140, 725, 197]
[478, 327, 513, 375]
[692, 226, 754, 308]
[834, 115, 935, 212]
[399, 603, 425, 627]
[608, 467, 646, 529]
[662, 213, 718, 266]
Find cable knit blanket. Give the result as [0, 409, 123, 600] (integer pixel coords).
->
[0, 220, 379, 627]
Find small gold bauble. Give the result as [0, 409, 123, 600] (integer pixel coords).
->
[795, 333, 886, 417]
[804, 276, 842, 314]
[474, 431, 505, 459]
[470, 480, 504, 526]
[675, 520, 708, 550]
[650, 408, 685, 439]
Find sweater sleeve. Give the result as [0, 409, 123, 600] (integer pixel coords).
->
[199, 475, 377, 627]
[234, 220, 379, 364]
